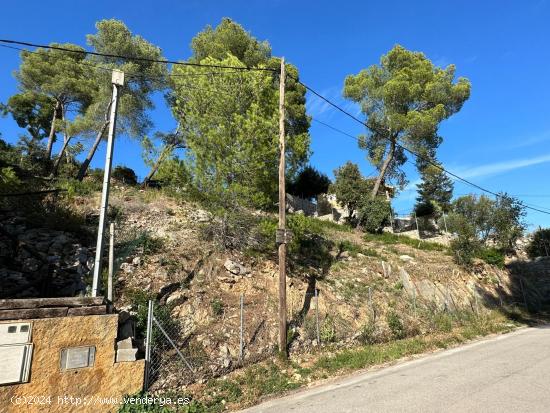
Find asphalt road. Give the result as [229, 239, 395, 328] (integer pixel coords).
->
[241, 326, 550, 413]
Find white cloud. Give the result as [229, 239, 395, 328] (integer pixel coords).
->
[453, 153, 550, 179]
[508, 130, 550, 149]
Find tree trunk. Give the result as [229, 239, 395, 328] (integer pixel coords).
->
[76, 121, 109, 181]
[50, 104, 70, 176]
[45, 101, 61, 160]
[141, 144, 175, 187]
[371, 137, 396, 198]
[50, 136, 71, 176]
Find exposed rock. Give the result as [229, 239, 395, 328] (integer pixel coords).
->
[224, 258, 250, 275]
[166, 290, 187, 307]
[399, 255, 415, 263]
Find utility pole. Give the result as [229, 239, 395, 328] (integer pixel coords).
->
[92, 70, 124, 297]
[107, 222, 115, 304]
[277, 58, 288, 357]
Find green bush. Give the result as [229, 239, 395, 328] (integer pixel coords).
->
[386, 311, 405, 339]
[320, 316, 337, 343]
[358, 321, 377, 345]
[477, 247, 505, 267]
[210, 298, 224, 316]
[0, 166, 21, 193]
[357, 197, 391, 233]
[112, 165, 138, 185]
[527, 228, 550, 258]
[450, 235, 480, 267]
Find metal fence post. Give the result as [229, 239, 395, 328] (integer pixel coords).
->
[144, 300, 154, 391]
[519, 277, 528, 311]
[412, 288, 417, 317]
[239, 293, 244, 361]
[315, 288, 320, 346]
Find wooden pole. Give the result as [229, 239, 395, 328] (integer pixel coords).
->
[278, 58, 287, 357]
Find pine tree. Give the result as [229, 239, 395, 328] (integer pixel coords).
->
[415, 157, 454, 215]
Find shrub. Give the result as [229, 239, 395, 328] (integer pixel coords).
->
[527, 228, 550, 258]
[0, 167, 21, 193]
[450, 235, 480, 267]
[210, 298, 224, 316]
[477, 247, 505, 267]
[358, 321, 377, 345]
[357, 197, 391, 233]
[386, 311, 405, 339]
[112, 165, 138, 185]
[320, 316, 337, 343]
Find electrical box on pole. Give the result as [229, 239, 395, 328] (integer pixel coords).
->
[91, 70, 124, 297]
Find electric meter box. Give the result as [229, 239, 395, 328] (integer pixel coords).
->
[0, 322, 33, 385]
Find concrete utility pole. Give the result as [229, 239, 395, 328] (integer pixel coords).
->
[107, 222, 115, 304]
[92, 70, 124, 297]
[277, 58, 288, 357]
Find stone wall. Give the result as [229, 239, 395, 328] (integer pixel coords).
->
[0, 314, 144, 413]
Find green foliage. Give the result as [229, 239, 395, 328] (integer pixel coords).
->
[171, 53, 309, 210]
[4, 92, 54, 142]
[331, 161, 372, 221]
[448, 215, 480, 267]
[0, 167, 21, 193]
[476, 247, 505, 268]
[171, 19, 310, 210]
[320, 316, 337, 343]
[527, 228, 550, 258]
[448, 194, 526, 265]
[190, 18, 271, 67]
[344, 45, 470, 194]
[60, 178, 102, 198]
[112, 165, 138, 185]
[154, 157, 191, 189]
[357, 197, 391, 233]
[358, 321, 377, 345]
[210, 298, 224, 317]
[415, 155, 453, 215]
[386, 311, 405, 339]
[287, 165, 330, 200]
[363, 232, 447, 252]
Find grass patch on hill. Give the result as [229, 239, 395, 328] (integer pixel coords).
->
[363, 232, 448, 252]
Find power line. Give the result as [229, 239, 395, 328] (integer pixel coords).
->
[0, 38, 278, 73]
[0, 43, 268, 80]
[312, 115, 550, 215]
[302, 80, 550, 216]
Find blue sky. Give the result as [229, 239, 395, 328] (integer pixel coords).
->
[1, 0, 550, 229]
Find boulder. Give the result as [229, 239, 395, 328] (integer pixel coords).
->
[224, 259, 250, 275]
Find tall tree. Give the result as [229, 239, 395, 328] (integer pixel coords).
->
[171, 54, 309, 209]
[169, 19, 310, 209]
[331, 161, 371, 220]
[76, 19, 167, 180]
[14, 43, 94, 159]
[415, 153, 454, 214]
[343, 45, 471, 198]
